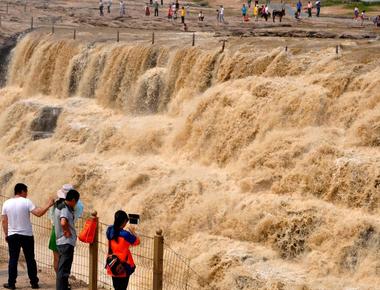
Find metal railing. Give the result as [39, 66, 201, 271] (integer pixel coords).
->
[97, 221, 155, 289]
[0, 194, 201, 289]
[163, 244, 199, 290]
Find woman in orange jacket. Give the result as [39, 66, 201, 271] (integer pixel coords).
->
[106, 210, 140, 290]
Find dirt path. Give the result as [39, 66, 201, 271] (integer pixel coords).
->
[0, 260, 54, 290]
[0, 257, 86, 290]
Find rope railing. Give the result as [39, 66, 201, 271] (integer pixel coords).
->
[0, 194, 200, 289]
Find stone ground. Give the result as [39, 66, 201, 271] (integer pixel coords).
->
[0, 261, 56, 290]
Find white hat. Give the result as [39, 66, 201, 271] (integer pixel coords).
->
[57, 184, 74, 199]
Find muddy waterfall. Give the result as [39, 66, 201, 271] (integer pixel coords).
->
[0, 34, 379, 289]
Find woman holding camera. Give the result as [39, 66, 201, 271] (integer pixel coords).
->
[106, 210, 140, 290]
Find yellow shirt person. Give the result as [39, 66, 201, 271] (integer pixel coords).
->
[253, 5, 258, 16]
[253, 5, 259, 21]
[180, 7, 186, 23]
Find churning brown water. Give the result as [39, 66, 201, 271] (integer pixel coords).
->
[1, 33, 380, 289]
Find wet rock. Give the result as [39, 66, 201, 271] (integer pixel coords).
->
[30, 106, 62, 140]
[0, 171, 14, 187]
[0, 32, 28, 87]
[9, 16, 22, 23]
[215, 30, 377, 40]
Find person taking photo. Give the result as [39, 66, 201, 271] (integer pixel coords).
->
[106, 210, 140, 290]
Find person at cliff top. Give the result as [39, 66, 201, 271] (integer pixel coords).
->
[361, 10, 367, 26]
[315, 0, 320, 17]
[253, 4, 258, 21]
[198, 10, 204, 21]
[354, 7, 359, 20]
[241, 4, 247, 21]
[153, 0, 159, 16]
[120, 0, 126, 16]
[107, 0, 112, 13]
[48, 184, 83, 274]
[219, 5, 225, 23]
[145, 4, 151, 16]
[172, 3, 177, 19]
[99, 0, 104, 16]
[181, 6, 186, 24]
[307, 1, 312, 17]
[374, 15, 380, 27]
[168, 4, 173, 20]
[262, 4, 269, 21]
[296, 0, 302, 19]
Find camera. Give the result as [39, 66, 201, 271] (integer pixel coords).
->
[128, 214, 140, 225]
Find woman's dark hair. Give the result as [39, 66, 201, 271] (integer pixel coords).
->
[113, 210, 129, 240]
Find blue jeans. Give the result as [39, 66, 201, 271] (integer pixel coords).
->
[7, 234, 39, 287]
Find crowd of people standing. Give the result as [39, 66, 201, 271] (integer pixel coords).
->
[353, 6, 380, 27]
[99, 0, 125, 16]
[294, 0, 320, 19]
[96, 0, 380, 29]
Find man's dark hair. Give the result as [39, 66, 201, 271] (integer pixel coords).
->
[14, 183, 28, 195]
[66, 189, 80, 202]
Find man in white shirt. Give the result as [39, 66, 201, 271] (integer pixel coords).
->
[1, 183, 54, 289]
[220, 5, 225, 23]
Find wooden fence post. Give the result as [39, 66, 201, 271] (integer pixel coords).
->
[153, 229, 164, 290]
[30, 16, 33, 30]
[89, 212, 99, 290]
[152, 32, 155, 45]
[117, 30, 119, 42]
[221, 39, 226, 53]
[73, 29, 76, 40]
[192, 32, 195, 46]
